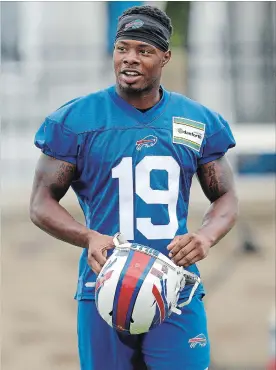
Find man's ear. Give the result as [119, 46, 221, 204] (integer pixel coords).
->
[162, 50, 171, 67]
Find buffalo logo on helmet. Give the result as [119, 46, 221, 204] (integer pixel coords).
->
[95, 258, 117, 294]
[150, 278, 169, 329]
[95, 270, 114, 293]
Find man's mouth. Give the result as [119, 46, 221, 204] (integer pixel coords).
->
[123, 71, 141, 76]
[121, 68, 142, 75]
[120, 70, 143, 84]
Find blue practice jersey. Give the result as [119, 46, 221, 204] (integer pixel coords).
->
[34, 85, 236, 300]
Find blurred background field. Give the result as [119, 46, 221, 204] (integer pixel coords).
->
[1, 1, 275, 370]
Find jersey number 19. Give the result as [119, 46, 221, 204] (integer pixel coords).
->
[112, 156, 180, 240]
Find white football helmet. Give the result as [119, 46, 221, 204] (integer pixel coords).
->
[95, 233, 200, 335]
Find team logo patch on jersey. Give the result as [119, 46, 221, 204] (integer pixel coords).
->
[172, 117, 205, 152]
[124, 19, 144, 31]
[188, 333, 207, 348]
[136, 135, 158, 151]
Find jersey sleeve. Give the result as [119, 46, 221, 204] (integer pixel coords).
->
[198, 115, 236, 165]
[34, 118, 79, 165]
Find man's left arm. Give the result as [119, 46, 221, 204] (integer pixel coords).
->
[167, 156, 239, 267]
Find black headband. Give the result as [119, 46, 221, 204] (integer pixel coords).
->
[115, 14, 170, 52]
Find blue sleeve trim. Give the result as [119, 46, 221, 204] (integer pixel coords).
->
[199, 125, 236, 165]
[41, 149, 77, 165]
[34, 118, 79, 165]
[198, 153, 226, 165]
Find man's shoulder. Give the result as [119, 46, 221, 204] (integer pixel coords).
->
[168, 90, 227, 135]
[46, 87, 112, 133]
[170, 91, 220, 119]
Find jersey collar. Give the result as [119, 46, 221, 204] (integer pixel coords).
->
[108, 85, 170, 125]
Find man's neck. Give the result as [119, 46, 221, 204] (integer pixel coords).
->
[116, 85, 162, 110]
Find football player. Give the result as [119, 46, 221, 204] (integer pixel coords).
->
[30, 5, 238, 370]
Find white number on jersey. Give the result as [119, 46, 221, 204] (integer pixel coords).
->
[112, 156, 180, 240]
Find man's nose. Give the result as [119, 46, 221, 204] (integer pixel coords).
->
[123, 49, 140, 65]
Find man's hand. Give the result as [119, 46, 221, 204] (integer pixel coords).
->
[167, 233, 212, 267]
[87, 232, 115, 274]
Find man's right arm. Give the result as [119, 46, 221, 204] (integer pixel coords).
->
[29, 153, 95, 248]
[30, 153, 114, 274]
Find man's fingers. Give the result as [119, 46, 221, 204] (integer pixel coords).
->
[176, 250, 200, 268]
[184, 255, 201, 267]
[88, 249, 107, 272]
[104, 243, 115, 251]
[167, 234, 193, 256]
[167, 236, 181, 251]
[88, 258, 102, 275]
[94, 249, 107, 266]
[171, 241, 195, 263]
[168, 242, 183, 257]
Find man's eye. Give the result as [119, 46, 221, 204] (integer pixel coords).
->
[117, 46, 125, 52]
[140, 50, 150, 55]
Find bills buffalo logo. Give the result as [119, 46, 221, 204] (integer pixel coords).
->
[136, 135, 158, 151]
[150, 279, 169, 329]
[124, 19, 144, 31]
[99, 257, 117, 276]
[95, 270, 114, 292]
[95, 259, 116, 307]
[188, 333, 207, 348]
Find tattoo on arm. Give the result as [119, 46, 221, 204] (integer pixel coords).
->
[49, 161, 75, 200]
[197, 157, 234, 202]
[56, 162, 75, 187]
[36, 155, 76, 201]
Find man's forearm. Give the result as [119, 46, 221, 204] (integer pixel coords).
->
[197, 190, 239, 247]
[30, 198, 96, 248]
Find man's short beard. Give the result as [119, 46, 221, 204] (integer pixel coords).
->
[118, 79, 158, 96]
